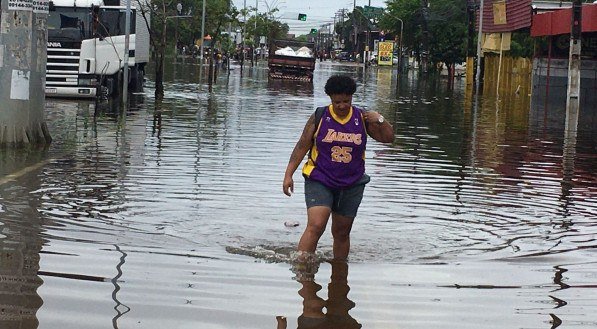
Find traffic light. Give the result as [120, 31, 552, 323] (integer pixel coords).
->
[310, 28, 317, 34]
[298, 13, 306, 21]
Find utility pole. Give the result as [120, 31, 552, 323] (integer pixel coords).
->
[123, 0, 132, 106]
[175, 3, 182, 61]
[199, 0, 206, 83]
[255, 0, 258, 63]
[562, 0, 583, 210]
[420, 0, 429, 73]
[365, 2, 371, 67]
[395, 17, 403, 72]
[353, 0, 358, 61]
[241, 0, 246, 73]
[475, 0, 485, 92]
[0, 0, 52, 146]
[333, 12, 337, 50]
[565, 0, 582, 132]
[465, 0, 476, 87]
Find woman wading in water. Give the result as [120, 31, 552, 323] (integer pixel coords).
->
[283, 75, 394, 261]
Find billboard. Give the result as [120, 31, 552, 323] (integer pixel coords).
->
[378, 41, 394, 66]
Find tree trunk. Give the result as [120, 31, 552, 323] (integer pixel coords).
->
[214, 57, 219, 82]
[154, 52, 165, 99]
[208, 51, 214, 92]
[447, 64, 454, 89]
[153, 17, 168, 100]
[0, 4, 51, 146]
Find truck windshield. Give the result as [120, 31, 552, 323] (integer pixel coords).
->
[98, 8, 136, 38]
[48, 7, 92, 41]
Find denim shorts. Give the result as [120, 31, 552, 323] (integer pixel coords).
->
[304, 175, 369, 218]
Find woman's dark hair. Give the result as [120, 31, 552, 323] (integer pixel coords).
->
[324, 75, 357, 96]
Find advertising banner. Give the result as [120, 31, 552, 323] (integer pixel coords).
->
[378, 41, 394, 66]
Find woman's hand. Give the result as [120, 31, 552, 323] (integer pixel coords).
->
[363, 111, 395, 143]
[283, 175, 294, 196]
[363, 111, 384, 125]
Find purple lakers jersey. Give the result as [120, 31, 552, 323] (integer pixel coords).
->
[302, 105, 367, 188]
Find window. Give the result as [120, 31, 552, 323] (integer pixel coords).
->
[98, 8, 135, 37]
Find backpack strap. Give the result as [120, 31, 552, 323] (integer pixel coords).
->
[313, 106, 327, 128]
[307, 106, 327, 161]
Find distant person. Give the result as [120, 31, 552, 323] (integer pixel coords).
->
[282, 75, 394, 261]
[222, 53, 228, 69]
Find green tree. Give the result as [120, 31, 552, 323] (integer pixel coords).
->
[134, 0, 237, 98]
[244, 7, 289, 45]
[381, 0, 466, 74]
[379, 0, 421, 58]
[427, 0, 467, 70]
[335, 6, 371, 54]
[296, 35, 308, 42]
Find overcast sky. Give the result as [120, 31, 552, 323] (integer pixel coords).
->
[232, 0, 387, 35]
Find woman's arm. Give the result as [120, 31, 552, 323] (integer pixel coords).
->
[283, 114, 317, 196]
[363, 111, 395, 143]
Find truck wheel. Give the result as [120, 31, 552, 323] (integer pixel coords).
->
[129, 66, 144, 92]
[106, 72, 122, 98]
[103, 76, 115, 97]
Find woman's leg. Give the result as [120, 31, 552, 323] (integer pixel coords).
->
[331, 213, 355, 260]
[298, 206, 331, 253]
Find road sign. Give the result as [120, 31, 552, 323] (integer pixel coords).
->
[298, 13, 306, 21]
[378, 41, 394, 66]
[363, 6, 384, 19]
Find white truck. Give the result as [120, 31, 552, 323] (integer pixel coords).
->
[45, 0, 150, 98]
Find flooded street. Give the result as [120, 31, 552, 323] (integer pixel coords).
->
[1, 60, 596, 328]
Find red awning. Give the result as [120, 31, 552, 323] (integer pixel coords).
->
[531, 4, 597, 37]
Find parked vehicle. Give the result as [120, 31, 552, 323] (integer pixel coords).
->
[268, 39, 316, 81]
[336, 51, 352, 61]
[45, 0, 150, 98]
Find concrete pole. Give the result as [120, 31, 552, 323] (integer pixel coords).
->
[241, 0, 246, 73]
[174, 3, 182, 62]
[396, 18, 403, 72]
[466, 0, 475, 87]
[199, 0, 206, 84]
[565, 0, 582, 132]
[475, 0, 484, 92]
[420, 0, 429, 73]
[123, 0, 132, 106]
[353, 0, 357, 60]
[255, 0, 258, 57]
[0, 0, 51, 146]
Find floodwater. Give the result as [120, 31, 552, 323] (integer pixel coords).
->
[1, 60, 596, 329]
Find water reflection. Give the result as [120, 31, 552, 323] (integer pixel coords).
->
[281, 261, 360, 329]
[0, 61, 595, 328]
[0, 154, 46, 328]
[266, 79, 314, 97]
[110, 245, 129, 329]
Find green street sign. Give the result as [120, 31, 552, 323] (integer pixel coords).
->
[363, 5, 384, 19]
[298, 13, 307, 21]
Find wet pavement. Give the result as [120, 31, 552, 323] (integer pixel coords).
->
[0, 60, 596, 328]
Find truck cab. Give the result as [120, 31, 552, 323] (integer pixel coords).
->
[46, 0, 148, 98]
